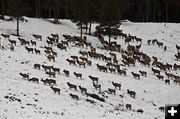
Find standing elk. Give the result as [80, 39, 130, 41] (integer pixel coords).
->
[19, 73, 29, 79]
[108, 88, 116, 95]
[126, 104, 132, 110]
[34, 48, 41, 54]
[63, 70, 69, 77]
[139, 70, 147, 77]
[33, 34, 42, 41]
[79, 86, 87, 94]
[67, 82, 77, 90]
[131, 72, 140, 79]
[93, 82, 101, 90]
[66, 59, 76, 65]
[45, 71, 56, 78]
[30, 40, 36, 46]
[41, 78, 56, 86]
[89, 75, 98, 83]
[34, 63, 41, 70]
[112, 82, 121, 90]
[9, 39, 16, 46]
[1, 33, 10, 39]
[47, 55, 55, 62]
[74, 72, 82, 79]
[25, 46, 33, 53]
[29, 77, 39, 83]
[52, 67, 60, 74]
[127, 89, 136, 98]
[51, 86, 60, 94]
[69, 93, 79, 100]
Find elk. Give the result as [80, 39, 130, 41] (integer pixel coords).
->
[51, 86, 60, 94]
[29, 77, 39, 83]
[174, 79, 180, 84]
[32, 34, 42, 41]
[63, 70, 69, 77]
[9, 39, 16, 46]
[46, 40, 54, 46]
[67, 82, 77, 90]
[151, 68, 160, 75]
[79, 86, 87, 94]
[66, 59, 76, 65]
[42, 65, 53, 71]
[147, 39, 151, 45]
[174, 63, 180, 70]
[109, 67, 116, 73]
[165, 79, 170, 85]
[117, 69, 126, 76]
[41, 78, 56, 86]
[34, 48, 41, 54]
[112, 82, 121, 90]
[156, 75, 164, 81]
[19, 73, 29, 79]
[86, 60, 92, 66]
[127, 89, 136, 98]
[88, 75, 98, 83]
[165, 72, 174, 79]
[45, 71, 56, 78]
[34, 63, 41, 70]
[74, 72, 82, 79]
[108, 88, 116, 95]
[139, 70, 147, 77]
[1, 33, 10, 39]
[131, 72, 140, 79]
[176, 44, 180, 51]
[79, 51, 88, 57]
[25, 46, 33, 53]
[69, 93, 79, 100]
[47, 55, 55, 62]
[30, 40, 36, 46]
[71, 55, 78, 61]
[126, 104, 132, 110]
[93, 82, 101, 90]
[77, 60, 86, 68]
[51, 33, 59, 43]
[52, 67, 60, 74]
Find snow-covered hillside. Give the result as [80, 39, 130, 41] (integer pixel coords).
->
[0, 17, 180, 119]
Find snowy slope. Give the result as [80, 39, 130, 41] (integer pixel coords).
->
[0, 17, 180, 119]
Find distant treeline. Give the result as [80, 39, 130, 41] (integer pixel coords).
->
[0, 0, 180, 23]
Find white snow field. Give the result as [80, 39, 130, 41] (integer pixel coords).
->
[0, 17, 180, 119]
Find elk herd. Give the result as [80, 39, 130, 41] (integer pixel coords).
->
[1, 26, 180, 113]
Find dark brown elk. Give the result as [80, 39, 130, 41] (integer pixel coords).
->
[9, 39, 16, 46]
[175, 53, 180, 60]
[93, 82, 101, 90]
[61, 40, 69, 46]
[112, 82, 121, 90]
[63, 70, 69, 77]
[156, 75, 164, 81]
[34, 63, 41, 70]
[152, 39, 157, 45]
[126, 104, 132, 110]
[30, 40, 36, 46]
[174, 63, 180, 70]
[117, 69, 126, 76]
[79, 57, 88, 62]
[74, 72, 82, 79]
[66, 59, 76, 65]
[174, 79, 180, 84]
[51, 86, 60, 94]
[151, 68, 160, 75]
[77, 60, 86, 68]
[139, 70, 147, 77]
[1, 33, 10, 39]
[147, 39, 151, 45]
[79, 86, 87, 94]
[86, 60, 92, 66]
[52, 67, 60, 74]
[135, 37, 142, 43]
[165, 72, 174, 79]
[41, 78, 56, 86]
[69, 93, 79, 100]
[156, 41, 163, 48]
[47, 55, 55, 62]
[51, 51, 57, 57]
[44, 46, 52, 51]
[109, 67, 116, 73]
[46, 40, 54, 46]
[165, 79, 170, 85]
[127, 89, 136, 98]
[42, 65, 53, 71]
[176, 44, 180, 51]
[71, 55, 78, 60]
[25, 46, 33, 53]
[34, 48, 41, 54]
[131, 72, 140, 79]
[29, 77, 39, 83]
[79, 51, 88, 57]
[108, 88, 116, 95]
[19, 73, 29, 79]
[32, 34, 42, 41]
[51, 33, 59, 43]
[45, 71, 56, 77]
[164, 46, 167, 51]
[67, 82, 77, 90]
[96, 64, 107, 72]
[89, 75, 98, 83]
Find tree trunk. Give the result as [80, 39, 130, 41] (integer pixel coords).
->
[1, 0, 5, 20]
[17, 16, 19, 36]
[89, 21, 92, 35]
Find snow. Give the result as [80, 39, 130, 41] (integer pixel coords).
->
[0, 17, 180, 119]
